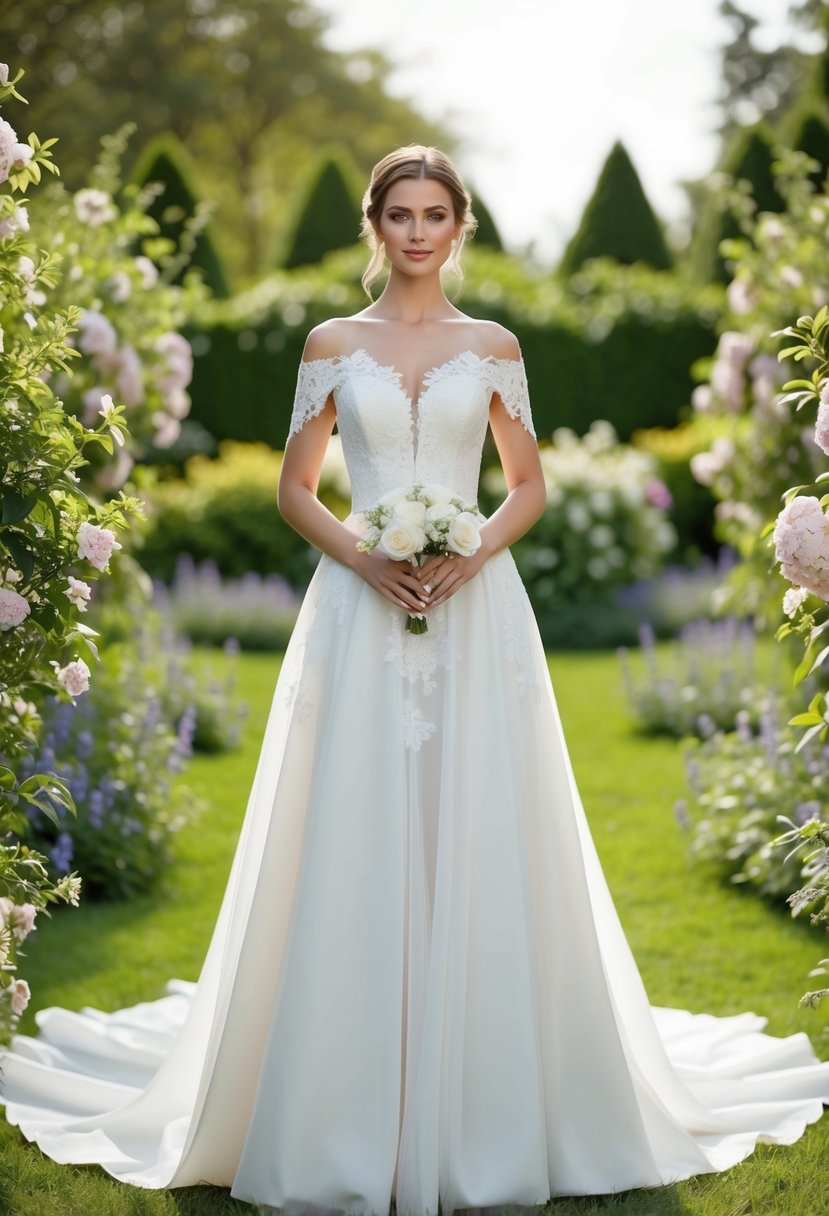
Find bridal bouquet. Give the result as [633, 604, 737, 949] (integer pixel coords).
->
[356, 483, 485, 634]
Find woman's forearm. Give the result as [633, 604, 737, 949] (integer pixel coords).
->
[478, 478, 547, 558]
[277, 484, 361, 570]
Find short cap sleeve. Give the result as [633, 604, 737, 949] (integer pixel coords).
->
[488, 357, 536, 439]
[286, 357, 342, 441]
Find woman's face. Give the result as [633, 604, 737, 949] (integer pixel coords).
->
[376, 177, 460, 277]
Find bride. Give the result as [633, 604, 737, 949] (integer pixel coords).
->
[2, 143, 829, 1216]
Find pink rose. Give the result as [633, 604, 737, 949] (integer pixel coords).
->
[76, 521, 122, 571]
[66, 576, 92, 611]
[56, 658, 91, 697]
[0, 586, 30, 630]
[0, 899, 38, 942]
[9, 978, 30, 1016]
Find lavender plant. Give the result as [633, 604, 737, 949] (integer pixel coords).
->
[617, 615, 801, 738]
[153, 553, 300, 652]
[678, 694, 829, 902]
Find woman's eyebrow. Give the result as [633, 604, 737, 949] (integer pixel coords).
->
[385, 204, 448, 212]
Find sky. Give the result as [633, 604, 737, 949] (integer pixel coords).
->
[311, 0, 816, 266]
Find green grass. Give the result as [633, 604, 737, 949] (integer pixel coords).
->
[2, 642, 828, 1216]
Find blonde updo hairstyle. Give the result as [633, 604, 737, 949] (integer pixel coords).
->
[360, 144, 478, 301]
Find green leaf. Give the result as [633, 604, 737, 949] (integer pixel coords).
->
[0, 488, 38, 525]
[795, 722, 827, 753]
[1, 531, 35, 582]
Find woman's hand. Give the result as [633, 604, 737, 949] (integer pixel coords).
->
[415, 538, 494, 612]
[352, 546, 432, 615]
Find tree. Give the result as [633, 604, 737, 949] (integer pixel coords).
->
[689, 122, 784, 283]
[130, 133, 231, 298]
[559, 141, 672, 275]
[0, 0, 456, 283]
[717, 0, 814, 134]
[781, 103, 829, 192]
[278, 148, 363, 269]
[468, 191, 503, 252]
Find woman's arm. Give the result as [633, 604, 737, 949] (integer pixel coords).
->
[277, 326, 431, 616]
[417, 327, 546, 610]
[478, 328, 547, 559]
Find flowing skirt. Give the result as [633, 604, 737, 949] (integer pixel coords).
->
[2, 536, 829, 1215]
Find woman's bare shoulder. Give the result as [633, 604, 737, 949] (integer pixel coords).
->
[300, 317, 361, 362]
[468, 319, 522, 362]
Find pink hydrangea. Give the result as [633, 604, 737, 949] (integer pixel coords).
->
[815, 381, 829, 457]
[9, 978, 30, 1016]
[773, 496, 829, 601]
[0, 586, 30, 630]
[76, 521, 122, 571]
[56, 657, 91, 697]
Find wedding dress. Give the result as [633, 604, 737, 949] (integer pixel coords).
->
[2, 345, 829, 1215]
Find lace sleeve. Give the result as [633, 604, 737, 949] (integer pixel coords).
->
[286, 356, 342, 441]
[488, 356, 536, 439]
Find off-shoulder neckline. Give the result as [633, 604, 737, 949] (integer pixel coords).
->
[297, 347, 524, 412]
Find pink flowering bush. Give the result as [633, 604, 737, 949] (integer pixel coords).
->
[28, 121, 208, 486]
[678, 149, 829, 1006]
[685, 149, 829, 628]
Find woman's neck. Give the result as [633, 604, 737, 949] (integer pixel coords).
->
[366, 266, 457, 323]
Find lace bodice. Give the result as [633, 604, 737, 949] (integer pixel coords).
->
[286, 347, 536, 512]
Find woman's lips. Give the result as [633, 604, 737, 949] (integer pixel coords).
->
[404, 251, 432, 259]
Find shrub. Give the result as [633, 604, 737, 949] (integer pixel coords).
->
[137, 438, 350, 586]
[482, 420, 676, 647]
[278, 147, 364, 270]
[559, 140, 673, 273]
[678, 696, 829, 903]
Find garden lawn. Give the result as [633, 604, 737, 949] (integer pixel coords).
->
[1, 641, 827, 1216]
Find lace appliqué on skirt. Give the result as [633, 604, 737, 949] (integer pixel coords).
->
[283, 558, 351, 722]
[384, 605, 456, 697]
[489, 551, 543, 701]
[401, 696, 437, 752]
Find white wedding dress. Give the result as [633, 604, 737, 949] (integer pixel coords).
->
[2, 347, 829, 1215]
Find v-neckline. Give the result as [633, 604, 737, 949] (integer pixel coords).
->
[345, 347, 490, 414]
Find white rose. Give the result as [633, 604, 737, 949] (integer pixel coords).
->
[378, 521, 425, 561]
[426, 502, 457, 523]
[393, 498, 427, 526]
[377, 486, 407, 510]
[446, 511, 482, 557]
[421, 483, 454, 504]
[66, 576, 92, 611]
